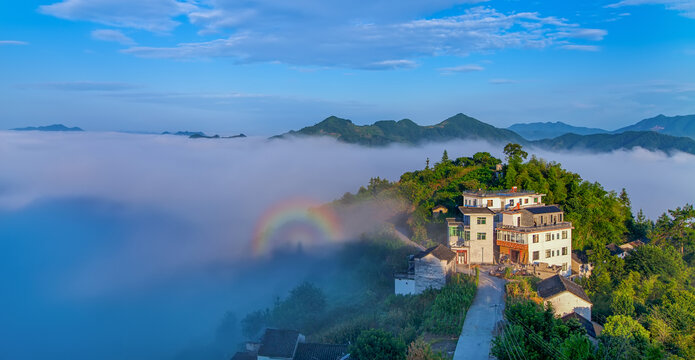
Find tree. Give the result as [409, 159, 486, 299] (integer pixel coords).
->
[603, 315, 649, 340]
[503, 143, 528, 163]
[350, 329, 406, 360]
[406, 338, 444, 360]
[441, 150, 449, 163]
[560, 333, 594, 360]
[241, 309, 269, 339]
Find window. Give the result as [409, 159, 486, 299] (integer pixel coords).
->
[524, 198, 529, 204]
[477, 217, 486, 225]
[562, 230, 567, 239]
[562, 247, 568, 255]
[552, 233, 555, 240]
[532, 234, 539, 243]
[533, 251, 539, 260]
[562, 263, 568, 271]
[545, 233, 551, 241]
[487, 200, 493, 207]
[464, 231, 470, 241]
[509, 199, 514, 205]
[534, 197, 538, 203]
[518, 198, 522, 204]
[477, 232, 486, 240]
[545, 250, 551, 258]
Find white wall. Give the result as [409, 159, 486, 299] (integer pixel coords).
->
[414, 255, 449, 293]
[395, 278, 416, 295]
[527, 228, 572, 276]
[546, 292, 592, 320]
[468, 214, 494, 264]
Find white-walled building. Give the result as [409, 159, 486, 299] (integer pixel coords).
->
[537, 275, 593, 321]
[395, 244, 456, 295]
[496, 205, 573, 276]
[461, 187, 544, 211]
[446, 207, 495, 265]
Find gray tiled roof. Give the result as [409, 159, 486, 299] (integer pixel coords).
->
[294, 343, 349, 360]
[257, 329, 301, 358]
[561, 312, 603, 338]
[537, 275, 591, 303]
[230, 352, 256, 360]
[414, 244, 456, 262]
[458, 206, 495, 214]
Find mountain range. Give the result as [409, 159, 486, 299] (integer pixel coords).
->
[507, 114, 695, 140]
[11, 124, 83, 132]
[507, 122, 608, 140]
[275, 113, 695, 155]
[272, 114, 525, 146]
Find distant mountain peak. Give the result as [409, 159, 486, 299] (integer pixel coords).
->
[11, 124, 83, 132]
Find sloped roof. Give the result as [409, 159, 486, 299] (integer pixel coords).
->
[458, 206, 495, 215]
[523, 205, 562, 214]
[571, 250, 589, 264]
[561, 312, 603, 338]
[257, 329, 301, 358]
[606, 243, 624, 256]
[294, 343, 349, 360]
[230, 352, 256, 360]
[414, 244, 456, 262]
[537, 275, 591, 303]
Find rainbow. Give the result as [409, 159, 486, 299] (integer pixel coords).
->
[251, 198, 342, 256]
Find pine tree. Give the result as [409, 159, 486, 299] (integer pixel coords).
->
[441, 150, 449, 162]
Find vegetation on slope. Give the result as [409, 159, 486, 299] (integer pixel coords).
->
[614, 114, 695, 140]
[273, 113, 525, 146]
[530, 131, 695, 155]
[508, 121, 608, 140]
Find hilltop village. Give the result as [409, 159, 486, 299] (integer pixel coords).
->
[231, 145, 695, 360]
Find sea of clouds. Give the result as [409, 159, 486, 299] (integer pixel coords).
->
[1, 131, 693, 359]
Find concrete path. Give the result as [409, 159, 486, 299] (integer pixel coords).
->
[453, 271, 506, 360]
[390, 225, 425, 251]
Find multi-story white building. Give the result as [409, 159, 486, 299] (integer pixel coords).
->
[446, 207, 495, 265]
[446, 188, 573, 276]
[496, 205, 573, 276]
[461, 187, 544, 211]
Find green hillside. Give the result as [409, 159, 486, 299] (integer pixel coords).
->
[273, 113, 526, 146]
[508, 121, 607, 140]
[614, 114, 695, 139]
[531, 131, 695, 154]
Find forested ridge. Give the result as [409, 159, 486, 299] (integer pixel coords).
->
[230, 144, 694, 359]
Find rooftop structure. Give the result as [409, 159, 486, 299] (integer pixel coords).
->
[537, 275, 592, 320]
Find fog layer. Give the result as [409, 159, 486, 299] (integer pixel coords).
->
[0, 131, 693, 359]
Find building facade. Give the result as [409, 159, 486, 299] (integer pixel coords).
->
[445, 188, 573, 275]
[394, 244, 456, 295]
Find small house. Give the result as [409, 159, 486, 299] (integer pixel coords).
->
[395, 244, 456, 295]
[571, 251, 593, 278]
[432, 205, 448, 215]
[561, 312, 603, 339]
[537, 275, 592, 321]
[232, 329, 349, 360]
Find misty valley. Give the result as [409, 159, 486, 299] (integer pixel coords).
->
[1, 131, 694, 360]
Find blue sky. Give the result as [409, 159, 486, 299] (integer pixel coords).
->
[1, 0, 694, 134]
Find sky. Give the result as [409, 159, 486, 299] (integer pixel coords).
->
[1, 0, 694, 134]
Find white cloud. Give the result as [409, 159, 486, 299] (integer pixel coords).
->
[606, 0, 695, 19]
[560, 44, 601, 51]
[39, 0, 197, 32]
[0, 40, 28, 45]
[439, 64, 485, 73]
[122, 7, 605, 69]
[91, 29, 135, 45]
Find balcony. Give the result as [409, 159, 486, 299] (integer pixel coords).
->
[496, 221, 573, 233]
